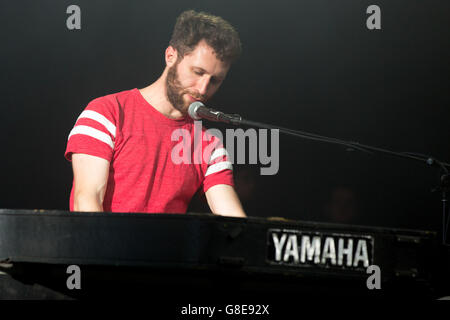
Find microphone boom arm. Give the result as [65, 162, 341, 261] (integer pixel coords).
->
[202, 107, 450, 245]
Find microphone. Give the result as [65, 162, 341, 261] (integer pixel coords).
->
[188, 101, 242, 124]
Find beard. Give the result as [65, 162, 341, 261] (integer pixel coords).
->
[165, 62, 205, 115]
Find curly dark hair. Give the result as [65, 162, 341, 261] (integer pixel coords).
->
[169, 10, 242, 65]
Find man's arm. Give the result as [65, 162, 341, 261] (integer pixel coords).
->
[205, 184, 247, 218]
[72, 153, 110, 212]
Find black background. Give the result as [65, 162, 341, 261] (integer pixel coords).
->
[0, 0, 449, 231]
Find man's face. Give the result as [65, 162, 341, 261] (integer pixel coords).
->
[166, 40, 230, 114]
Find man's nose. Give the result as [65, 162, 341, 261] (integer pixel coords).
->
[196, 76, 210, 96]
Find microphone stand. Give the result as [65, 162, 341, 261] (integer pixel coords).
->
[218, 113, 450, 246]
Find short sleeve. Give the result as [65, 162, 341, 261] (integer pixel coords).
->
[201, 132, 234, 193]
[65, 96, 119, 162]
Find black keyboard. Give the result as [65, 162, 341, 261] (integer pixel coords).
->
[0, 209, 448, 299]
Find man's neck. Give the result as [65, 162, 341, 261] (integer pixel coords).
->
[139, 73, 185, 119]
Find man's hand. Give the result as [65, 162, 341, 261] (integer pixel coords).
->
[205, 184, 247, 218]
[72, 153, 110, 212]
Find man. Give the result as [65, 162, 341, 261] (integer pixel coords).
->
[65, 10, 246, 217]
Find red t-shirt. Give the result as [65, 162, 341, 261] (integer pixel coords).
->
[65, 88, 233, 213]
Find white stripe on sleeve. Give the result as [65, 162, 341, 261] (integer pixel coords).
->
[205, 161, 233, 177]
[68, 125, 114, 149]
[209, 148, 229, 164]
[77, 110, 116, 138]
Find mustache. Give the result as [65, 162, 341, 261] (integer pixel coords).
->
[183, 90, 206, 101]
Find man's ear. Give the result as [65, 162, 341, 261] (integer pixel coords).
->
[165, 46, 178, 67]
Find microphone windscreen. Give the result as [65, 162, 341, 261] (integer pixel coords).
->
[188, 101, 204, 120]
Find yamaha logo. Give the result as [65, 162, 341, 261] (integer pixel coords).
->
[267, 229, 374, 271]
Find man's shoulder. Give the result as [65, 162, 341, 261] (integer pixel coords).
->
[84, 88, 138, 116]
